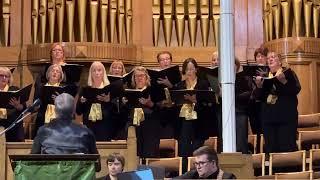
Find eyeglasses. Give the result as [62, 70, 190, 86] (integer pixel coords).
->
[159, 57, 171, 62]
[135, 74, 146, 78]
[0, 74, 10, 79]
[193, 160, 213, 167]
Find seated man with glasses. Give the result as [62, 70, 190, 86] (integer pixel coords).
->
[176, 146, 236, 179]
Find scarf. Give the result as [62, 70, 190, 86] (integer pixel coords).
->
[44, 82, 60, 123]
[179, 79, 197, 120]
[266, 68, 283, 104]
[88, 82, 104, 122]
[133, 86, 147, 126]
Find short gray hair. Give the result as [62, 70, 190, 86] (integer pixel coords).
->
[54, 93, 74, 119]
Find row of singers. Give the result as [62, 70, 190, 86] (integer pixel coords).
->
[0, 43, 301, 160]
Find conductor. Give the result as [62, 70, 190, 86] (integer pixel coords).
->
[31, 93, 99, 155]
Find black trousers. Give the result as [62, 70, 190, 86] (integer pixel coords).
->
[178, 120, 205, 173]
[263, 122, 297, 153]
[136, 118, 160, 158]
[248, 101, 262, 153]
[236, 111, 249, 154]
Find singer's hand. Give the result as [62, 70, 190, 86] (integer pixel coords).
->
[80, 96, 87, 103]
[184, 94, 197, 103]
[9, 97, 23, 111]
[122, 97, 128, 104]
[254, 76, 264, 88]
[157, 76, 173, 88]
[52, 92, 60, 101]
[276, 72, 287, 84]
[97, 93, 110, 102]
[139, 95, 154, 108]
[256, 68, 268, 77]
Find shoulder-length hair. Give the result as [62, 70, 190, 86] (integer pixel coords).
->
[50, 43, 66, 63]
[131, 66, 151, 88]
[254, 47, 269, 61]
[109, 60, 126, 75]
[182, 58, 198, 75]
[46, 64, 65, 83]
[0, 67, 13, 86]
[88, 61, 110, 86]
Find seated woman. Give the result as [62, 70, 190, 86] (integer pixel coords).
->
[174, 58, 212, 173]
[0, 67, 25, 142]
[124, 66, 160, 158]
[33, 64, 65, 137]
[77, 61, 113, 141]
[108, 60, 129, 140]
[255, 51, 301, 153]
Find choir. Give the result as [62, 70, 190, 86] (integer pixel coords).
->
[0, 44, 301, 169]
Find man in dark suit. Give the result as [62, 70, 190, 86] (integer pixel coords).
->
[176, 146, 236, 179]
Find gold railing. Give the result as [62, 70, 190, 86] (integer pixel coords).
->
[263, 0, 320, 41]
[31, 0, 132, 44]
[152, 0, 220, 47]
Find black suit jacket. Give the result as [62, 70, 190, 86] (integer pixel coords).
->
[31, 118, 98, 154]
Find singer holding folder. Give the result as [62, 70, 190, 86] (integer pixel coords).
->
[153, 51, 180, 139]
[124, 66, 160, 158]
[248, 47, 268, 153]
[108, 60, 129, 140]
[76, 62, 113, 141]
[34, 43, 66, 91]
[33, 64, 65, 138]
[0, 67, 25, 142]
[173, 58, 213, 173]
[254, 52, 301, 153]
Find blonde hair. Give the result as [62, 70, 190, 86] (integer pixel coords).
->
[109, 60, 126, 75]
[131, 66, 151, 88]
[88, 61, 110, 86]
[46, 64, 65, 83]
[50, 43, 65, 63]
[0, 67, 13, 86]
[212, 51, 219, 60]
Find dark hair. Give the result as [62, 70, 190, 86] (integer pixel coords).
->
[254, 47, 268, 61]
[106, 153, 125, 167]
[157, 51, 172, 63]
[182, 58, 198, 75]
[193, 146, 219, 165]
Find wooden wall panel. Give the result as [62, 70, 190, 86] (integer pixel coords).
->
[247, 0, 264, 60]
[234, 0, 248, 62]
[289, 62, 313, 115]
[318, 63, 320, 113]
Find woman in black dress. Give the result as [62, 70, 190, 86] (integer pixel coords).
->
[0, 67, 25, 141]
[124, 66, 160, 158]
[33, 64, 65, 137]
[108, 60, 128, 140]
[77, 61, 113, 141]
[255, 51, 301, 153]
[174, 58, 213, 172]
